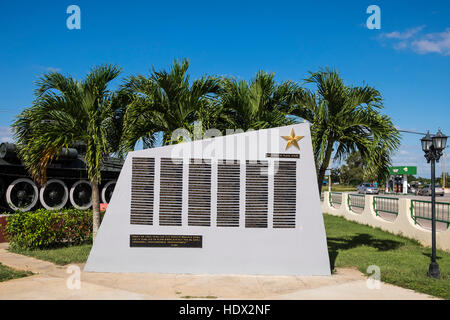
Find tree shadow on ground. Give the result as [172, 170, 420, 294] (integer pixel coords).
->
[327, 233, 404, 271]
[421, 252, 443, 261]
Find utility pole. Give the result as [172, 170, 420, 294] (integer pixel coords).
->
[327, 158, 332, 193]
[328, 168, 331, 193]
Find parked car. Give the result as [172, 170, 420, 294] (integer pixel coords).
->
[418, 184, 445, 196]
[357, 183, 379, 195]
[409, 181, 420, 195]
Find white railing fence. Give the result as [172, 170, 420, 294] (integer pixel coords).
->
[321, 192, 450, 252]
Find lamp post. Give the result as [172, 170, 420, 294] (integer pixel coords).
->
[421, 129, 448, 279]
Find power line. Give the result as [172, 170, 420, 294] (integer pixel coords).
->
[0, 106, 21, 113]
[397, 129, 427, 136]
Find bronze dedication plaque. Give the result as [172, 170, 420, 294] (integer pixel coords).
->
[130, 234, 203, 248]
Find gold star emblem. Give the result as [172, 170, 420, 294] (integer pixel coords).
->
[282, 129, 304, 150]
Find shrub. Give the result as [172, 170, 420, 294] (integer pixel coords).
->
[3, 209, 103, 249]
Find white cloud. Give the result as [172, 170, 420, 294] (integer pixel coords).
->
[411, 28, 450, 55]
[45, 67, 62, 73]
[381, 26, 425, 40]
[379, 26, 450, 56]
[393, 41, 408, 50]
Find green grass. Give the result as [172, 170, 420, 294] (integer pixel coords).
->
[0, 263, 32, 282]
[326, 185, 357, 192]
[324, 214, 450, 299]
[9, 244, 92, 266]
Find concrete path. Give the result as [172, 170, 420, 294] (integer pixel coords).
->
[0, 243, 439, 300]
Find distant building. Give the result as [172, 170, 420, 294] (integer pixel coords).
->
[386, 166, 417, 194]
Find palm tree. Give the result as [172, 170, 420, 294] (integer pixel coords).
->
[288, 68, 400, 192]
[218, 71, 297, 131]
[120, 58, 222, 152]
[13, 65, 122, 240]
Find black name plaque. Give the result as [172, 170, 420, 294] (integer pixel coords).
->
[266, 153, 300, 159]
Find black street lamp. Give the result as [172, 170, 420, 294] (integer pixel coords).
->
[421, 129, 448, 279]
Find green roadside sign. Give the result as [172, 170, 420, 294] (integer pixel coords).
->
[388, 166, 417, 175]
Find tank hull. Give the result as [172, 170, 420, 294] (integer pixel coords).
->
[0, 143, 123, 212]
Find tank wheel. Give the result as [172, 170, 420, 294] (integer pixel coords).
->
[69, 181, 92, 210]
[39, 179, 69, 210]
[101, 180, 117, 204]
[6, 178, 39, 212]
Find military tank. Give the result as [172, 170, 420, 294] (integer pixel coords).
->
[0, 142, 123, 212]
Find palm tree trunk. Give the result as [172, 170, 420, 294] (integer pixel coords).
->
[317, 141, 334, 194]
[91, 180, 101, 242]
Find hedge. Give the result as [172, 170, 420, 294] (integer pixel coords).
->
[3, 209, 104, 249]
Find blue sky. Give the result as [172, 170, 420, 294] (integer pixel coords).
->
[0, 0, 449, 177]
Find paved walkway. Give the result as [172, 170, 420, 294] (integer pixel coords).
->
[0, 243, 439, 300]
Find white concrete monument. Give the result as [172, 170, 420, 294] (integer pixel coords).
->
[84, 123, 331, 275]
